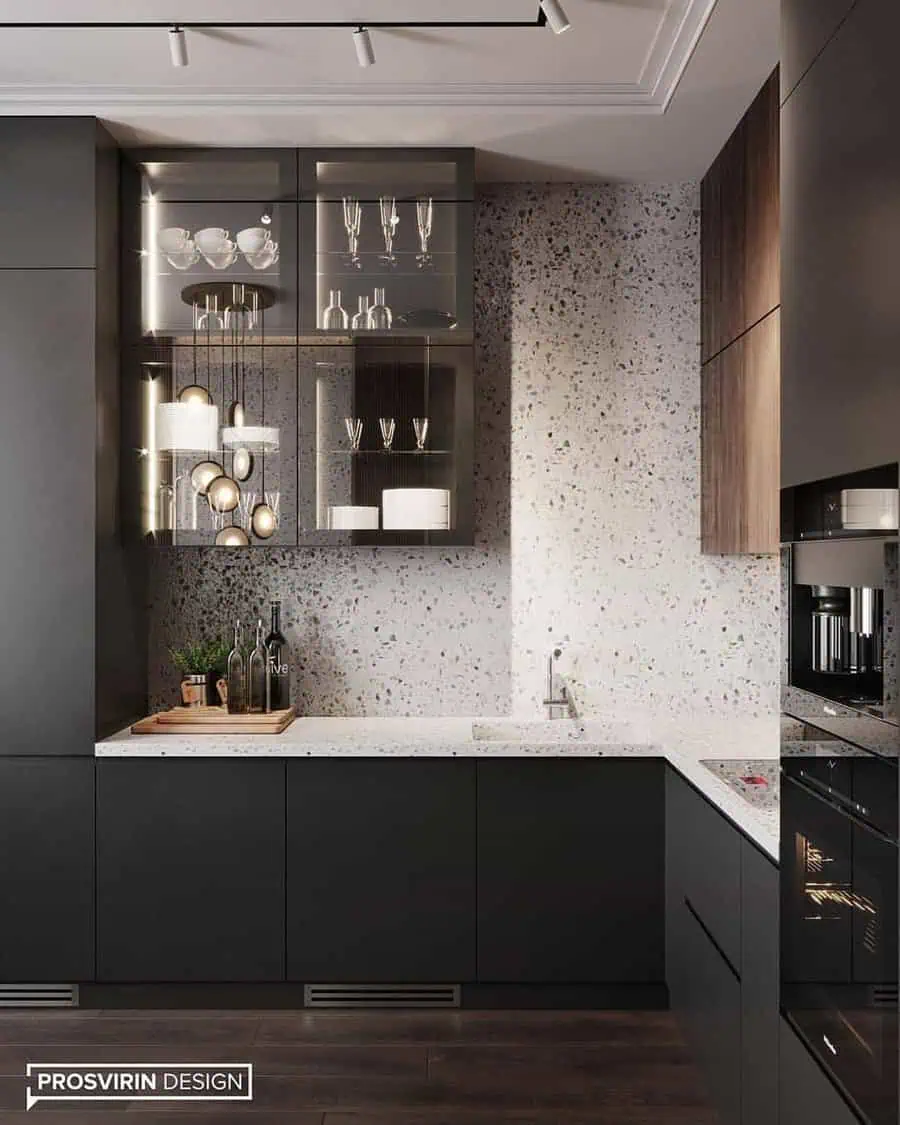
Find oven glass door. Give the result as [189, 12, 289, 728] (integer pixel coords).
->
[781, 755, 898, 1125]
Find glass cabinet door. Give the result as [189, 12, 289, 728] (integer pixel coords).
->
[300, 151, 474, 336]
[299, 340, 474, 546]
[128, 151, 298, 339]
[135, 336, 297, 548]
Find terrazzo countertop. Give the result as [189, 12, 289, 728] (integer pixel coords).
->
[97, 714, 781, 861]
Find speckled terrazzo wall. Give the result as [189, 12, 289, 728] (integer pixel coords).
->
[148, 183, 780, 719]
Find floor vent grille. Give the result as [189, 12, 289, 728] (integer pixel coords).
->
[0, 985, 78, 1009]
[304, 984, 461, 1009]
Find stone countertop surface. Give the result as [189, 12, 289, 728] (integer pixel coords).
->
[97, 714, 781, 862]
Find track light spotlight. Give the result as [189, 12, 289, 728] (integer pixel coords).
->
[260, 205, 273, 226]
[540, 0, 571, 34]
[353, 26, 375, 68]
[168, 25, 189, 67]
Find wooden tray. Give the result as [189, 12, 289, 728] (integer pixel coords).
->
[132, 707, 295, 735]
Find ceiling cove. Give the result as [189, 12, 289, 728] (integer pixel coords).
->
[0, 0, 717, 113]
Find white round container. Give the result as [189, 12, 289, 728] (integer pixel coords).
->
[382, 488, 451, 531]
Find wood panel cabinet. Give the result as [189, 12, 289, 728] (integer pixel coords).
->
[287, 759, 476, 982]
[0, 759, 94, 982]
[701, 70, 780, 554]
[97, 759, 285, 982]
[477, 759, 665, 983]
[701, 310, 780, 554]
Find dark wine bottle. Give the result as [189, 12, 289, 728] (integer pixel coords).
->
[226, 620, 245, 714]
[248, 619, 267, 714]
[265, 600, 290, 712]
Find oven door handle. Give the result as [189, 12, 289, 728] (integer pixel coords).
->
[783, 771, 899, 847]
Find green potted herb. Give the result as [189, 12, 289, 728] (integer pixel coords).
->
[170, 638, 230, 707]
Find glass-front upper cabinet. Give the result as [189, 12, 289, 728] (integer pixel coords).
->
[298, 339, 474, 547]
[299, 150, 474, 337]
[124, 150, 298, 340]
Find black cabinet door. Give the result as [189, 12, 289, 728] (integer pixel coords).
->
[0, 758, 94, 982]
[0, 271, 96, 755]
[741, 840, 780, 1125]
[97, 760, 285, 982]
[780, 1017, 861, 1125]
[672, 898, 743, 1125]
[477, 759, 664, 983]
[781, 0, 900, 485]
[287, 759, 476, 982]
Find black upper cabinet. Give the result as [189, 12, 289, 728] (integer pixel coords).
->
[0, 118, 101, 268]
[0, 271, 97, 754]
[0, 759, 94, 982]
[781, 0, 900, 486]
[287, 759, 476, 982]
[97, 760, 285, 982]
[477, 759, 665, 983]
[781, 0, 857, 100]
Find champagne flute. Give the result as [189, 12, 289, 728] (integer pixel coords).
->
[416, 197, 433, 268]
[342, 196, 362, 268]
[379, 196, 398, 266]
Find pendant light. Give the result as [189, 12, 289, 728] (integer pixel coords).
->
[162, 298, 219, 453]
[215, 525, 250, 547]
[250, 309, 277, 540]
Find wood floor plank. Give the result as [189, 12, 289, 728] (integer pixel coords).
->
[0, 1016, 258, 1047]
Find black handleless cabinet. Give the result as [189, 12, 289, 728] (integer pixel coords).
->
[0, 759, 94, 982]
[779, 1017, 861, 1125]
[477, 759, 665, 983]
[97, 759, 285, 982]
[286, 759, 476, 982]
[741, 839, 780, 1125]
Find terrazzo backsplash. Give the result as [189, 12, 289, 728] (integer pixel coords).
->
[149, 183, 780, 719]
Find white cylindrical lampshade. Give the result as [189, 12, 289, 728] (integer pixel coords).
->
[382, 488, 451, 531]
[328, 505, 380, 531]
[221, 425, 279, 452]
[156, 402, 219, 452]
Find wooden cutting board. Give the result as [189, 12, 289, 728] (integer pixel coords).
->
[132, 707, 295, 735]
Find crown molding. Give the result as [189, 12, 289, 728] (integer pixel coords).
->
[0, 0, 717, 114]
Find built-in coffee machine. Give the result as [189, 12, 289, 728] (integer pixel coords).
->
[783, 466, 898, 719]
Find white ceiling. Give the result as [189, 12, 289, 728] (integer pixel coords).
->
[0, 0, 778, 180]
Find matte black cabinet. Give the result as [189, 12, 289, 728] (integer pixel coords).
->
[779, 1017, 861, 1125]
[97, 760, 285, 982]
[781, 0, 900, 485]
[0, 759, 94, 982]
[287, 759, 476, 982]
[666, 768, 779, 1125]
[477, 759, 665, 982]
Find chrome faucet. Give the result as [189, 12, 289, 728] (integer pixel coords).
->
[543, 648, 570, 719]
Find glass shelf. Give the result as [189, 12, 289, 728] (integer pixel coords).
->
[325, 449, 453, 456]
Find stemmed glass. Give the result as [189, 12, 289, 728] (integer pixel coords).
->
[413, 417, 430, 452]
[379, 196, 399, 266]
[416, 197, 433, 268]
[379, 417, 396, 451]
[344, 418, 363, 451]
[342, 196, 362, 269]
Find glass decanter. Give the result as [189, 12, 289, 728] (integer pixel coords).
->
[351, 295, 370, 331]
[368, 288, 392, 330]
[322, 289, 349, 330]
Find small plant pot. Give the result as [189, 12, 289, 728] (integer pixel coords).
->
[180, 674, 207, 708]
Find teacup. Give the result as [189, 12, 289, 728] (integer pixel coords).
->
[157, 227, 191, 254]
[203, 241, 238, 270]
[237, 226, 272, 254]
[245, 241, 279, 270]
[194, 227, 230, 255]
[165, 246, 200, 271]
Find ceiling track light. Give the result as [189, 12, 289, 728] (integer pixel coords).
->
[540, 0, 571, 35]
[168, 25, 188, 67]
[353, 25, 375, 68]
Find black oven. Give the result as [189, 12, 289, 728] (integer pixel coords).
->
[781, 728, 898, 1125]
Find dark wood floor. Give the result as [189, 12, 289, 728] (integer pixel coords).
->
[0, 1009, 718, 1124]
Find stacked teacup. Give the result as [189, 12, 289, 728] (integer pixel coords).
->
[237, 227, 279, 270]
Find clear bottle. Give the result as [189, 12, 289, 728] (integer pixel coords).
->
[265, 600, 290, 712]
[247, 618, 267, 714]
[351, 295, 370, 331]
[322, 289, 349, 330]
[226, 620, 245, 714]
[368, 287, 392, 330]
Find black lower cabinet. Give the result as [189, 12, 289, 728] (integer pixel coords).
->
[477, 759, 665, 982]
[287, 759, 476, 981]
[0, 758, 94, 982]
[780, 1017, 861, 1125]
[666, 767, 779, 1125]
[96, 759, 285, 982]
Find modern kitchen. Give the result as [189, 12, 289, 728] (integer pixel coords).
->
[0, 1, 896, 1123]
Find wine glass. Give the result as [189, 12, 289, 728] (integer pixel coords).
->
[379, 196, 398, 266]
[413, 417, 430, 452]
[342, 196, 362, 268]
[379, 417, 396, 451]
[344, 417, 364, 451]
[416, 197, 433, 268]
